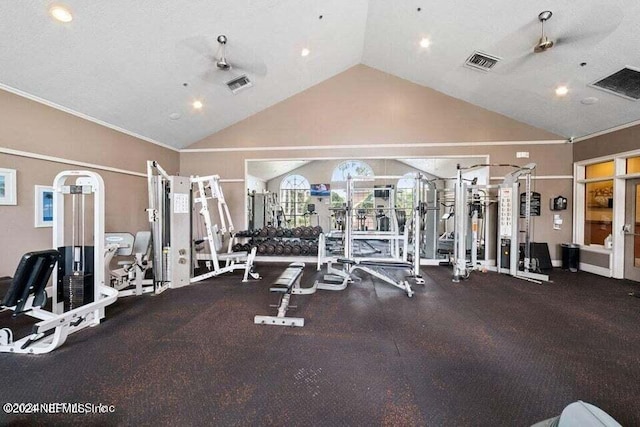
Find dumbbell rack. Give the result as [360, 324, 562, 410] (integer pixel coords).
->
[234, 226, 322, 260]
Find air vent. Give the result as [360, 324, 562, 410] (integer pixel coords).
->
[225, 75, 253, 94]
[464, 51, 501, 72]
[591, 67, 640, 101]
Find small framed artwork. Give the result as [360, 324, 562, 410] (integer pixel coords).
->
[34, 185, 54, 228]
[0, 168, 17, 205]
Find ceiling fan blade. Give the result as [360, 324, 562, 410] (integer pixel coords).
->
[181, 35, 217, 59]
[229, 59, 268, 77]
[494, 52, 536, 74]
[552, 3, 623, 50]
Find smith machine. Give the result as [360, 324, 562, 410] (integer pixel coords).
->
[316, 174, 428, 297]
[146, 161, 259, 292]
[452, 163, 549, 283]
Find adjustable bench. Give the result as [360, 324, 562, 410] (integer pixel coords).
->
[334, 257, 415, 297]
[254, 263, 306, 327]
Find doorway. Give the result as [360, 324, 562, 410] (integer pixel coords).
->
[624, 178, 640, 281]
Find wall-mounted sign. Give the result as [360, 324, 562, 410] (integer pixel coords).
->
[520, 191, 541, 217]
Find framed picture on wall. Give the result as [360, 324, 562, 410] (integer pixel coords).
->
[34, 185, 54, 228]
[0, 168, 17, 205]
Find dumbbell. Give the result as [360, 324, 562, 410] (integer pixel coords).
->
[310, 243, 319, 255]
[267, 226, 277, 238]
[266, 243, 275, 255]
[232, 243, 242, 252]
[275, 243, 285, 255]
[303, 226, 312, 238]
[292, 244, 302, 256]
[312, 226, 322, 237]
[293, 227, 302, 238]
[258, 244, 267, 254]
[276, 227, 284, 237]
[259, 228, 268, 238]
[283, 244, 293, 255]
[300, 242, 310, 255]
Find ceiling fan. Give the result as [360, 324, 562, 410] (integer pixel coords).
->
[181, 34, 268, 87]
[533, 11, 554, 53]
[493, 6, 623, 73]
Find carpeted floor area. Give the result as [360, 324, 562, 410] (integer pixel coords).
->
[1, 265, 640, 426]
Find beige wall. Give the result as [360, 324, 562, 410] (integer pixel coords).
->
[574, 124, 640, 162]
[181, 65, 573, 260]
[0, 88, 179, 276]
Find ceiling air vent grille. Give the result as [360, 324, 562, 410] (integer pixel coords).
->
[464, 51, 501, 72]
[591, 67, 640, 101]
[226, 75, 253, 94]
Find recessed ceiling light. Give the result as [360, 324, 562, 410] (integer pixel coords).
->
[555, 85, 569, 97]
[169, 112, 181, 120]
[50, 5, 73, 23]
[301, 48, 310, 57]
[192, 100, 203, 110]
[419, 38, 431, 48]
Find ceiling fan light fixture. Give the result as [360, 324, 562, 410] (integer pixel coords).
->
[534, 36, 554, 53]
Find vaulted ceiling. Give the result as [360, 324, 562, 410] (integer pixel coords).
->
[1, 1, 639, 149]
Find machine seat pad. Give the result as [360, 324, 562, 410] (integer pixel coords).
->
[218, 251, 248, 261]
[359, 260, 413, 269]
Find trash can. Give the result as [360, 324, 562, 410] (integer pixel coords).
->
[561, 243, 580, 272]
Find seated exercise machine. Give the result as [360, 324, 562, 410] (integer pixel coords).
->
[0, 171, 118, 354]
[104, 231, 153, 297]
[316, 174, 426, 297]
[146, 161, 259, 291]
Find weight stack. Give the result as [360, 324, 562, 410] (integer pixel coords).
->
[58, 246, 95, 311]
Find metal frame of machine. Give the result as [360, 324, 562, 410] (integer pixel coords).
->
[451, 163, 549, 283]
[0, 171, 118, 354]
[146, 161, 259, 290]
[316, 174, 425, 297]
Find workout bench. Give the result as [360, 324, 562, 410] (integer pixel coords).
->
[254, 263, 306, 327]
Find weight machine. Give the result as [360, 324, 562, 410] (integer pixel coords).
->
[316, 174, 424, 297]
[147, 161, 259, 290]
[191, 175, 260, 283]
[451, 163, 549, 283]
[0, 171, 118, 354]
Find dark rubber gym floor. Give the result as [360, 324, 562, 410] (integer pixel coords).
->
[1, 265, 640, 426]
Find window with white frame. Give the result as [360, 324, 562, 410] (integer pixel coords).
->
[580, 161, 615, 246]
[280, 174, 310, 227]
[330, 160, 374, 209]
[396, 173, 416, 216]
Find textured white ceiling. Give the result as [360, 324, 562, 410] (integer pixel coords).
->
[247, 160, 311, 182]
[362, 0, 640, 140]
[1, 1, 640, 149]
[0, 0, 368, 148]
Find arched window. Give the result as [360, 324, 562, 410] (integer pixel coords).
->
[280, 174, 310, 227]
[331, 160, 374, 182]
[396, 173, 417, 216]
[330, 160, 374, 209]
